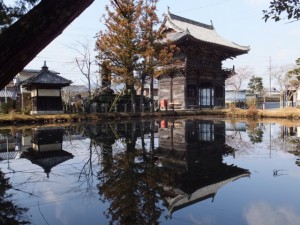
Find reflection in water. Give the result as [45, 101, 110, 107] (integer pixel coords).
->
[90, 119, 250, 224]
[21, 127, 74, 178]
[156, 119, 250, 214]
[89, 121, 165, 224]
[245, 202, 300, 225]
[1, 120, 300, 224]
[247, 123, 264, 144]
[0, 169, 30, 224]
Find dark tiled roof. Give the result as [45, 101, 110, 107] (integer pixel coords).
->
[164, 12, 250, 53]
[22, 62, 72, 88]
[62, 85, 89, 93]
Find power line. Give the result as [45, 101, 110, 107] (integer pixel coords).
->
[175, 0, 236, 13]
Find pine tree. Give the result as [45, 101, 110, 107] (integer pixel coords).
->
[138, 0, 160, 112]
[96, 0, 143, 112]
[97, 0, 178, 112]
[248, 75, 264, 96]
[248, 75, 264, 106]
[138, 0, 179, 112]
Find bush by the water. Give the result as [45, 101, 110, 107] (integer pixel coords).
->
[246, 105, 258, 118]
[0, 100, 14, 114]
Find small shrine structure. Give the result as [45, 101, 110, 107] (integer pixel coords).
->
[22, 62, 72, 114]
[158, 12, 250, 110]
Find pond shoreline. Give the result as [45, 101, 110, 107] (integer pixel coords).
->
[1, 107, 300, 126]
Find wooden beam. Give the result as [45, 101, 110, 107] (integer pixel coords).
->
[0, 0, 94, 90]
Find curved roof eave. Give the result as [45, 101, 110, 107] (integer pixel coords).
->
[164, 12, 250, 54]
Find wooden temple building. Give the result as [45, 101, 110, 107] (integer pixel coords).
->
[159, 12, 250, 110]
[22, 62, 72, 114]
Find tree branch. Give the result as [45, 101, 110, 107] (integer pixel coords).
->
[0, 0, 94, 90]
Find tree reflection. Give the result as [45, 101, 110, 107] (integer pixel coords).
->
[96, 121, 168, 225]
[0, 169, 30, 225]
[247, 123, 264, 144]
[95, 119, 250, 224]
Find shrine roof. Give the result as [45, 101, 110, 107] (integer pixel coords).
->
[164, 12, 250, 54]
[22, 62, 72, 88]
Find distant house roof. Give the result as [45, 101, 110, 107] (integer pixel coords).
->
[22, 62, 72, 89]
[62, 85, 89, 94]
[163, 12, 250, 56]
[22, 69, 59, 74]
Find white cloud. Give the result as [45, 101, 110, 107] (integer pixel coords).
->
[244, 202, 300, 225]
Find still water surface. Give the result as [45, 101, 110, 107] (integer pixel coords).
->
[1, 118, 300, 225]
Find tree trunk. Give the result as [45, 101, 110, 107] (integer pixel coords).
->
[130, 85, 136, 113]
[150, 75, 154, 112]
[140, 76, 145, 112]
[0, 0, 94, 90]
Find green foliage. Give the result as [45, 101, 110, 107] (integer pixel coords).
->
[22, 104, 31, 115]
[246, 98, 257, 108]
[0, 99, 13, 114]
[0, 0, 39, 29]
[247, 125, 263, 143]
[288, 57, 300, 76]
[263, 0, 300, 22]
[247, 75, 264, 96]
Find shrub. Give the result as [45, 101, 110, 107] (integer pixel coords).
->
[22, 105, 32, 115]
[246, 98, 257, 108]
[246, 105, 258, 119]
[0, 100, 14, 114]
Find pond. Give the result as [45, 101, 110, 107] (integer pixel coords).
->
[1, 118, 300, 225]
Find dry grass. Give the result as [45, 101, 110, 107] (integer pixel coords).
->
[1, 107, 300, 126]
[257, 107, 300, 119]
[222, 107, 300, 119]
[0, 112, 97, 124]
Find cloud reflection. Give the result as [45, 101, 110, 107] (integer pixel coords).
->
[245, 202, 300, 225]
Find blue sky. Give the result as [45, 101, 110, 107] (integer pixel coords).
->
[26, 0, 300, 88]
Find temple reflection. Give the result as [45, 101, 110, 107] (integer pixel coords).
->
[21, 127, 73, 178]
[91, 119, 250, 224]
[156, 119, 250, 214]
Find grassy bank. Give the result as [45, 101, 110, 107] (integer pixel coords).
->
[1, 107, 300, 125]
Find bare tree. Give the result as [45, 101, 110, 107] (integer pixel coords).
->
[225, 66, 254, 105]
[69, 40, 99, 112]
[71, 40, 98, 99]
[273, 64, 297, 107]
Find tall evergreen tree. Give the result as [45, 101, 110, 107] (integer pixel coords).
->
[96, 0, 143, 112]
[96, 0, 178, 112]
[138, 0, 178, 112]
[248, 75, 264, 96]
[138, 0, 161, 112]
[248, 75, 264, 106]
